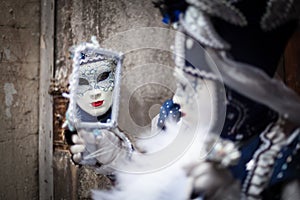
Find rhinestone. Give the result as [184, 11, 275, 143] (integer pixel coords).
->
[246, 159, 255, 171]
[277, 172, 283, 179]
[282, 163, 288, 170]
[286, 156, 292, 163]
[186, 38, 194, 49]
[236, 134, 243, 140]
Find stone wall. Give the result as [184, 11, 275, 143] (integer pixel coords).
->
[0, 0, 40, 199]
[54, 0, 176, 199]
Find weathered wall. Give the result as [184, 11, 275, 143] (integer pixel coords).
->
[54, 0, 176, 199]
[55, 0, 177, 133]
[0, 0, 40, 199]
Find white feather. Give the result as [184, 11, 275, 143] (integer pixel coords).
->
[92, 120, 208, 200]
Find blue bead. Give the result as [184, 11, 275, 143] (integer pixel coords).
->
[277, 172, 283, 179]
[281, 163, 287, 170]
[277, 153, 283, 159]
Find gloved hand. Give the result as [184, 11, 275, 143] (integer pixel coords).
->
[70, 129, 127, 168]
[70, 133, 88, 164]
[185, 161, 240, 200]
[157, 99, 182, 130]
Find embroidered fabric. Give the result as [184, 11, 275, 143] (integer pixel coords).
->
[221, 86, 278, 142]
[174, 29, 281, 141]
[206, 50, 300, 126]
[175, 29, 300, 127]
[241, 121, 286, 199]
[180, 0, 300, 51]
[180, 7, 231, 49]
[186, 0, 247, 26]
[172, 1, 300, 199]
[261, 0, 300, 31]
[180, 0, 244, 50]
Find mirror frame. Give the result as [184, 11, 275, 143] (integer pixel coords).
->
[67, 42, 123, 130]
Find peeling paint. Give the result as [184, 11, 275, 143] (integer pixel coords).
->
[4, 83, 17, 118]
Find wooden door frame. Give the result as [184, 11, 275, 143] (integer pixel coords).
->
[39, 0, 55, 199]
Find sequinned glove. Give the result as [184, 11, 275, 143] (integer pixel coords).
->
[157, 99, 182, 130]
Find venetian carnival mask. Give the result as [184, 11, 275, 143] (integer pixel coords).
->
[76, 58, 116, 117]
[66, 38, 123, 129]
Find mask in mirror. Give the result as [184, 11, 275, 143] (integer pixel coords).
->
[76, 57, 115, 118]
[65, 39, 123, 130]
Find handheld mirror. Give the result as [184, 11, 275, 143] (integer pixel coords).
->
[65, 39, 123, 130]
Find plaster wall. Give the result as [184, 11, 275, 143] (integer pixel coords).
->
[0, 0, 40, 199]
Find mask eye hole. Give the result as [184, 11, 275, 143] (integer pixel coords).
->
[97, 71, 110, 82]
[78, 78, 89, 85]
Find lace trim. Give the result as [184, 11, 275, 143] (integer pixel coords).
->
[181, 6, 230, 50]
[186, 0, 247, 26]
[261, 0, 300, 31]
[242, 120, 286, 199]
[181, 0, 300, 49]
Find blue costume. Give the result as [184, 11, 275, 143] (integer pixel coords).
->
[154, 0, 300, 199]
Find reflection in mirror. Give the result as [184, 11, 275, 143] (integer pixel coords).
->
[62, 38, 133, 174]
[65, 38, 123, 130]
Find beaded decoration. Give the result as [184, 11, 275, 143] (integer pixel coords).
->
[242, 120, 286, 199]
[261, 0, 300, 31]
[181, 0, 247, 50]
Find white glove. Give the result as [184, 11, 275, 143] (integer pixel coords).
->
[70, 129, 128, 168]
[70, 133, 87, 164]
[185, 161, 240, 200]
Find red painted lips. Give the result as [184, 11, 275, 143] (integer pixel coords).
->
[91, 100, 104, 107]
